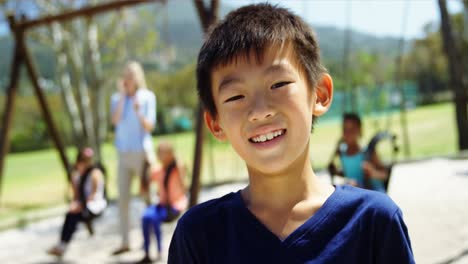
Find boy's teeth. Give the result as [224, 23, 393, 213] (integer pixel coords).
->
[251, 130, 284, 143]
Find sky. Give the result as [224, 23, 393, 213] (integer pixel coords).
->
[0, 0, 464, 39]
[229, 0, 464, 39]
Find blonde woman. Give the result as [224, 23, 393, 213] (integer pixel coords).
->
[110, 61, 157, 255]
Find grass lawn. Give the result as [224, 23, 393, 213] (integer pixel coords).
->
[0, 102, 458, 222]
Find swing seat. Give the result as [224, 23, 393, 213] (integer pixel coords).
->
[366, 131, 399, 192]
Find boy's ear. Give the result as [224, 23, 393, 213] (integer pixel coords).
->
[313, 73, 333, 116]
[204, 111, 227, 141]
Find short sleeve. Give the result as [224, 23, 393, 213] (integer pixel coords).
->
[144, 91, 157, 128]
[168, 219, 202, 264]
[376, 209, 415, 263]
[110, 93, 120, 115]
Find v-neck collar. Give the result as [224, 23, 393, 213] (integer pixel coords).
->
[234, 185, 344, 247]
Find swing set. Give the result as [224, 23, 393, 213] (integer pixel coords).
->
[327, 0, 412, 192]
[0, 0, 222, 216]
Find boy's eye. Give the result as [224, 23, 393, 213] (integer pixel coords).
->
[271, 81, 292, 89]
[224, 95, 244, 103]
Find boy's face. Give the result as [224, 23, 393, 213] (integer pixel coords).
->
[342, 119, 361, 145]
[205, 44, 333, 175]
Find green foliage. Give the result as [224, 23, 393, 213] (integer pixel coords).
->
[1, 103, 458, 222]
[402, 12, 466, 105]
[147, 63, 198, 134]
[2, 2, 464, 153]
[1, 94, 73, 152]
[151, 62, 197, 109]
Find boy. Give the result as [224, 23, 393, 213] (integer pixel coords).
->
[328, 113, 388, 192]
[169, 4, 414, 263]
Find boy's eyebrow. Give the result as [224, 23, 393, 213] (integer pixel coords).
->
[264, 64, 293, 76]
[218, 75, 243, 93]
[217, 64, 293, 92]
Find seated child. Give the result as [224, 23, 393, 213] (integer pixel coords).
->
[168, 4, 414, 264]
[47, 147, 107, 257]
[328, 113, 388, 192]
[137, 141, 188, 264]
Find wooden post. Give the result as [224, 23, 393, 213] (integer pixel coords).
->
[0, 16, 22, 202]
[20, 36, 72, 182]
[189, 0, 219, 207]
[0, 0, 166, 201]
[19, 0, 160, 30]
[189, 105, 205, 207]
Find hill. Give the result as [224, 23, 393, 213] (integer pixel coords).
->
[0, 1, 405, 91]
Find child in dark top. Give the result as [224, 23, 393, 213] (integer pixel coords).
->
[169, 3, 414, 264]
[328, 113, 388, 192]
[47, 147, 106, 257]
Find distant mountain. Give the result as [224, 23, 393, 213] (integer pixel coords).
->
[161, 1, 403, 64]
[0, 1, 406, 91]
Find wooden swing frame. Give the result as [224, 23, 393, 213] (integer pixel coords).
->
[0, 0, 165, 201]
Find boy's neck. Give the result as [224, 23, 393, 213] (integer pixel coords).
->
[243, 148, 332, 211]
[241, 147, 334, 240]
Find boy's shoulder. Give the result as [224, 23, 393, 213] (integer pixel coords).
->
[335, 185, 401, 219]
[177, 191, 240, 231]
[177, 186, 399, 230]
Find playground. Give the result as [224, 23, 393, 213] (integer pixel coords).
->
[0, 0, 467, 263]
[1, 159, 467, 263]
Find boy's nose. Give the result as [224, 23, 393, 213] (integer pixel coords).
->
[248, 95, 275, 122]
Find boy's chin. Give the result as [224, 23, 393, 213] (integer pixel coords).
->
[246, 161, 292, 177]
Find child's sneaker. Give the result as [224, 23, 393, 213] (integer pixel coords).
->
[46, 244, 65, 257]
[136, 255, 153, 264]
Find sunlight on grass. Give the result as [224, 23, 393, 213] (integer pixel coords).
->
[0, 103, 458, 220]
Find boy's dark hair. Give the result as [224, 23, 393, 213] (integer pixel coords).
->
[343, 113, 362, 128]
[197, 3, 326, 117]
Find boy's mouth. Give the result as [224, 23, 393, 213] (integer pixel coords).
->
[249, 129, 286, 143]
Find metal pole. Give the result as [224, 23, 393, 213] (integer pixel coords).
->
[395, 0, 411, 158]
[342, 0, 353, 113]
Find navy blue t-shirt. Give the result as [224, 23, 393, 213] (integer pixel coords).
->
[168, 185, 414, 263]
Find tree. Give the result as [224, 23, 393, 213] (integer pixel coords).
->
[0, 0, 162, 160]
[403, 23, 448, 104]
[438, 0, 468, 150]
